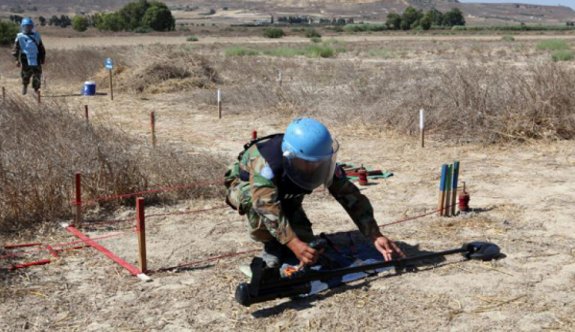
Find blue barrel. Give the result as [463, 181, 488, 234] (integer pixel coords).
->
[83, 81, 96, 96]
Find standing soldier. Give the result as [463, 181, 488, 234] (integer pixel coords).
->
[12, 17, 46, 95]
[225, 117, 404, 268]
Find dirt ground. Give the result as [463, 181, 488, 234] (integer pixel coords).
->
[1, 32, 574, 331]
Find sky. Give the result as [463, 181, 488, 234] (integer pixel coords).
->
[458, 0, 575, 9]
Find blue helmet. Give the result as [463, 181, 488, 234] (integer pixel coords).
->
[281, 118, 339, 190]
[21, 17, 34, 27]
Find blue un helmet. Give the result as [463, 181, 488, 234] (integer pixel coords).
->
[21, 17, 34, 33]
[281, 118, 339, 191]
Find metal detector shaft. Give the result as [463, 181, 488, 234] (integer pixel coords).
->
[261, 247, 466, 289]
[235, 241, 500, 306]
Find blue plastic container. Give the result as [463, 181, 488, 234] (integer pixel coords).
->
[83, 81, 96, 96]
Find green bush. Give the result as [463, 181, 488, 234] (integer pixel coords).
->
[96, 0, 175, 32]
[225, 47, 259, 56]
[306, 45, 334, 58]
[72, 16, 89, 32]
[310, 36, 322, 43]
[501, 35, 515, 42]
[537, 39, 569, 51]
[134, 26, 152, 33]
[142, 2, 175, 31]
[0, 20, 19, 46]
[305, 28, 321, 38]
[344, 23, 386, 33]
[186, 35, 199, 42]
[552, 49, 574, 62]
[263, 27, 285, 38]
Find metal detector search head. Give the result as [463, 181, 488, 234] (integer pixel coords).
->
[462, 242, 501, 261]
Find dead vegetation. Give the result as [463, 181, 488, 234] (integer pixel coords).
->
[0, 97, 226, 233]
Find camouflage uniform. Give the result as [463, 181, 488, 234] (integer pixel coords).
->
[225, 134, 380, 245]
[12, 31, 46, 91]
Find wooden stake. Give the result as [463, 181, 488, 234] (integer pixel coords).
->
[84, 105, 89, 123]
[136, 197, 147, 273]
[150, 111, 156, 147]
[2, 86, 5, 103]
[74, 173, 82, 226]
[438, 164, 447, 216]
[217, 89, 222, 119]
[109, 69, 114, 101]
[36, 90, 41, 104]
[451, 161, 460, 216]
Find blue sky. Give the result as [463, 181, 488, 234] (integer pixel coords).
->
[458, 0, 575, 9]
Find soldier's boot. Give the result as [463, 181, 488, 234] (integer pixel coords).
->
[22, 85, 27, 95]
[261, 239, 283, 268]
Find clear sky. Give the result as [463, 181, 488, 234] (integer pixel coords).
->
[458, 0, 575, 9]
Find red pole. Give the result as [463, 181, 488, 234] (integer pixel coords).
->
[150, 111, 156, 147]
[9, 259, 51, 271]
[136, 197, 147, 273]
[252, 130, 257, 140]
[84, 105, 89, 123]
[74, 173, 82, 226]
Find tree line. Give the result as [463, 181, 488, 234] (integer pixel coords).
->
[386, 7, 465, 30]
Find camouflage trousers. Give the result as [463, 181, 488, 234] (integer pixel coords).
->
[226, 179, 314, 243]
[21, 65, 42, 91]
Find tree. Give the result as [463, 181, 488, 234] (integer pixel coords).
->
[386, 13, 402, 30]
[428, 8, 444, 26]
[142, 2, 175, 31]
[97, 13, 124, 31]
[72, 16, 89, 32]
[401, 6, 423, 30]
[59, 15, 72, 28]
[443, 8, 465, 27]
[38, 16, 46, 26]
[118, 0, 150, 31]
[419, 13, 433, 30]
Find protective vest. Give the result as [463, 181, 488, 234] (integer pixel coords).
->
[16, 32, 41, 66]
[240, 134, 312, 200]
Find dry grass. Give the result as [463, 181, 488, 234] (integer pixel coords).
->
[105, 45, 220, 94]
[205, 55, 575, 143]
[0, 97, 226, 233]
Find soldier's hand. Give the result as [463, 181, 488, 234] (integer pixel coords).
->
[287, 237, 319, 266]
[373, 235, 405, 262]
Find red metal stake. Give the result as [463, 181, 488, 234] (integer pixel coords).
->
[74, 173, 82, 226]
[136, 197, 147, 273]
[9, 259, 51, 271]
[252, 130, 257, 140]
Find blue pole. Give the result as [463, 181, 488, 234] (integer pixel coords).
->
[438, 164, 448, 216]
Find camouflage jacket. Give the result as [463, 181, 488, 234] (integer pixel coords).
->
[225, 134, 380, 244]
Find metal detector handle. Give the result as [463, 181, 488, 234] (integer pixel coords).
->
[309, 238, 327, 251]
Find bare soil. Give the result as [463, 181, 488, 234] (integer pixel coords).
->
[1, 34, 574, 331]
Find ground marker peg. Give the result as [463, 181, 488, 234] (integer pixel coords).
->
[84, 105, 89, 123]
[217, 89, 222, 119]
[438, 164, 447, 216]
[136, 197, 147, 273]
[150, 111, 157, 147]
[74, 172, 82, 226]
[451, 161, 460, 216]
